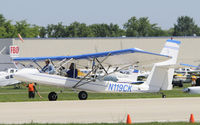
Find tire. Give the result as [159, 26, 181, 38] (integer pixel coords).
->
[162, 94, 166, 98]
[78, 91, 88, 100]
[48, 92, 58, 101]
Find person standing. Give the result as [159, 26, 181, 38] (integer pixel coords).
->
[191, 74, 197, 86]
[27, 83, 42, 99]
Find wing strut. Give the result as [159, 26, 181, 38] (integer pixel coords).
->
[55, 58, 73, 74]
[74, 63, 138, 88]
[33, 60, 43, 70]
[95, 58, 108, 75]
[72, 53, 111, 88]
[99, 61, 140, 79]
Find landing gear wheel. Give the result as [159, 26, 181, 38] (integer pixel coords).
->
[162, 94, 166, 98]
[160, 92, 166, 98]
[78, 91, 88, 100]
[48, 92, 58, 101]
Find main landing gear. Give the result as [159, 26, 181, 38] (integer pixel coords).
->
[48, 92, 58, 101]
[160, 92, 166, 98]
[48, 91, 88, 101]
[78, 91, 88, 100]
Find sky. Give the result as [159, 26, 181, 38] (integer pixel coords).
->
[0, 0, 200, 30]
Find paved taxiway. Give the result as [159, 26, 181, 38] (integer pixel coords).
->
[0, 97, 200, 124]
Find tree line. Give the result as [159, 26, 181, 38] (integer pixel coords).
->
[0, 14, 200, 38]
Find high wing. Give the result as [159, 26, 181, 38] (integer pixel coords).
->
[13, 48, 171, 67]
[180, 63, 198, 68]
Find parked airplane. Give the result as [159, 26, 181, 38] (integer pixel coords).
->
[81, 67, 143, 84]
[0, 68, 20, 87]
[176, 63, 200, 74]
[0, 54, 21, 87]
[13, 39, 181, 101]
[180, 63, 200, 94]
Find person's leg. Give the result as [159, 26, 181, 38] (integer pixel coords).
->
[29, 92, 34, 98]
[33, 92, 35, 98]
[28, 91, 32, 98]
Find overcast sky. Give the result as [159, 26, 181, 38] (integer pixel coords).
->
[0, 0, 199, 29]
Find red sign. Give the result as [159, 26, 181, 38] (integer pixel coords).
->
[10, 46, 19, 57]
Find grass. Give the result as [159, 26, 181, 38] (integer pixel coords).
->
[0, 83, 199, 102]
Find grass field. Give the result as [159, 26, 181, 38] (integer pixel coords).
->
[0, 83, 200, 102]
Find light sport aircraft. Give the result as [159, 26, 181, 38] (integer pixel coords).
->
[13, 39, 181, 101]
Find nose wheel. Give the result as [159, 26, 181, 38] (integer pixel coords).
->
[48, 92, 58, 101]
[78, 91, 88, 100]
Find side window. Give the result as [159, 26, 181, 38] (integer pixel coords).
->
[10, 70, 14, 73]
[5, 76, 9, 79]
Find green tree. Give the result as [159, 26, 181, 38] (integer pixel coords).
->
[0, 14, 17, 38]
[124, 16, 169, 37]
[108, 23, 125, 37]
[123, 16, 139, 36]
[15, 20, 39, 38]
[0, 27, 7, 38]
[173, 16, 200, 36]
[67, 21, 91, 37]
[3, 20, 16, 37]
[46, 23, 66, 38]
[0, 14, 6, 27]
[39, 26, 47, 38]
[89, 24, 110, 37]
[137, 17, 152, 36]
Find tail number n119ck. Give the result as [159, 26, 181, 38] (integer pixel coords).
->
[108, 83, 132, 92]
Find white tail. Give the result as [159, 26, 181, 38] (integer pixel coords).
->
[145, 39, 181, 92]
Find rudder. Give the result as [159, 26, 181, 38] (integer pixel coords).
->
[145, 39, 181, 92]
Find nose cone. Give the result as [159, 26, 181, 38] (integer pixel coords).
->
[14, 68, 39, 81]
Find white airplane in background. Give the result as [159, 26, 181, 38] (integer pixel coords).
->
[176, 63, 200, 74]
[0, 54, 20, 87]
[13, 39, 181, 101]
[179, 63, 200, 94]
[81, 67, 144, 84]
[0, 68, 20, 87]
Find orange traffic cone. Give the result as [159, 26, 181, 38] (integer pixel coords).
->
[189, 114, 195, 123]
[126, 114, 132, 124]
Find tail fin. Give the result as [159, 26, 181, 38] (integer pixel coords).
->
[145, 39, 181, 92]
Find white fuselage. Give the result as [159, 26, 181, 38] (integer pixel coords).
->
[14, 68, 151, 93]
[184, 86, 200, 94]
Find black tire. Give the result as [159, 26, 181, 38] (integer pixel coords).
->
[78, 91, 88, 100]
[162, 94, 166, 98]
[48, 92, 58, 101]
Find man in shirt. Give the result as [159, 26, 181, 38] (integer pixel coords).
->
[42, 59, 55, 74]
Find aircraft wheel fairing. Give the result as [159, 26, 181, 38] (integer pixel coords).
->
[78, 91, 88, 100]
[48, 92, 58, 101]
